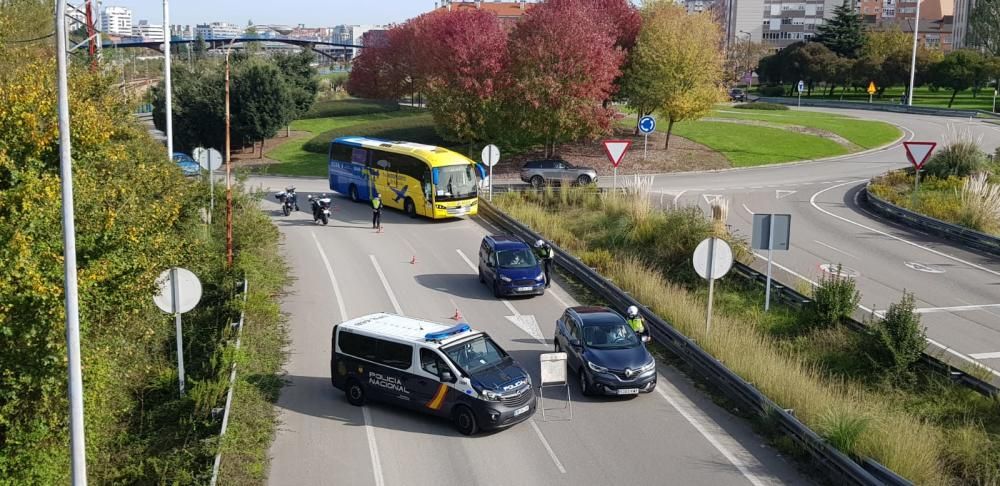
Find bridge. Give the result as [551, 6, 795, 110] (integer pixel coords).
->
[102, 37, 364, 61]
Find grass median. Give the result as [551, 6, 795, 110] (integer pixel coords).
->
[712, 108, 902, 150]
[670, 121, 849, 166]
[493, 185, 1000, 485]
[764, 86, 999, 111]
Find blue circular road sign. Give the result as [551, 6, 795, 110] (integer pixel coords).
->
[638, 116, 656, 134]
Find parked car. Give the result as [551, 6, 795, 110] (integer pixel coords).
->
[477, 235, 546, 298]
[553, 306, 657, 396]
[172, 152, 201, 177]
[520, 159, 597, 188]
[729, 88, 746, 102]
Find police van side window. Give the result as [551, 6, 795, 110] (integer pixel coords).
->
[378, 340, 413, 369]
[338, 331, 377, 362]
[338, 331, 413, 370]
[420, 348, 446, 377]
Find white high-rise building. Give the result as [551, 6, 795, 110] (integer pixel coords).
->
[194, 22, 242, 40]
[100, 6, 133, 37]
[133, 20, 164, 42]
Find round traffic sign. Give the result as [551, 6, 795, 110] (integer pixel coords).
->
[638, 116, 656, 134]
[195, 147, 222, 171]
[692, 237, 733, 281]
[153, 267, 203, 314]
[481, 144, 500, 168]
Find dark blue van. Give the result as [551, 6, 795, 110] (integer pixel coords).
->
[477, 235, 546, 298]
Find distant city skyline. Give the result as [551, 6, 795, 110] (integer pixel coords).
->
[94, 0, 431, 27]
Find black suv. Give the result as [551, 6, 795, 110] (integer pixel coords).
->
[553, 306, 656, 396]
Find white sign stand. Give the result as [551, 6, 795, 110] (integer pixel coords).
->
[693, 238, 733, 335]
[482, 144, 499, 202]
[539, 352, 572, 421]
[153, 267, 202, 396]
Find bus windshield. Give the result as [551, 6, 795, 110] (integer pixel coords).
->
[434, 164, 477, 202]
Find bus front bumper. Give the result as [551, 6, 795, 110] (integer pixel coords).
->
[433, 201, 478, 218]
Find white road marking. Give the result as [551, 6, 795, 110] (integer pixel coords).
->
[362, 406, 385, 486]
[751, 251, 1000, 379]
[548, 288, 572, 309]
[914, 304, 1000, 314]
[505, 315, 546, 343]
[672, 189, 688, 208]
[775, 189, 797, 199]
[530, 420, 567, 474]
[311, 231, 347, 322]
[970, 352, 1000, 360]
[369, 255, 403, 315]
[809, 181, 1000, 279]
[741, 203, 754, 215]
[654, 377, 772, 486]
[813, 240, 858, 259]
[702, 194, 723, 205]
[904, 261, 945, 274]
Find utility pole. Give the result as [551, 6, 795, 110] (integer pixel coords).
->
[163, 0, 174, 158]
[55, 1, 89, 484]
[225, 40, 237, 267]
[906, 1, 922, 106]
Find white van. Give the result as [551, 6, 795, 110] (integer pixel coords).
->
[330, 313, 536, 435]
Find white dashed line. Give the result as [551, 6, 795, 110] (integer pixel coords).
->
[530, 420, 567, 474]
[369, 255, 403, 315]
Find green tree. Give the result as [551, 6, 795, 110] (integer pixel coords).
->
[623, 0, 724, 150]
[815, 0, 865, 58]
[968, 0, 1000, 56]
[865, 292, 926, 380]
[273, 51, 319, 119]
[193, 33, 207, 60]
[231, 60, 294, 154]
[930, 49, 986, 107]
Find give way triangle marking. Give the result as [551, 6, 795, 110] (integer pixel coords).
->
[702, 194, 723, 205]
[776, 189, 797, 199]
[505, 314, 545, 344]
[603, 140, 632, 168]
[903, 141, 937, 170]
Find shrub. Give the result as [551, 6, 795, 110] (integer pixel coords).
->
[758, 85, 786, 97]
[809, 264, 860, 328]
[734, 102, 789, 111]
[922, 139, 988, 179]
[818, 408, 870, 454]
[958, 172, 1000, 233]
[865, 291, 926, 378]
[302, 114, 447, 153]
[301, 98, 400, 119]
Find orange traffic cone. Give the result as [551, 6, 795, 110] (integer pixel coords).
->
[451, 308, 463, 321]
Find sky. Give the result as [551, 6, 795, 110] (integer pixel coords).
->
[99, 0, 431, 28]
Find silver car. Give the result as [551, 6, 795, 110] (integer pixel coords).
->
[520, 159, 598, 188]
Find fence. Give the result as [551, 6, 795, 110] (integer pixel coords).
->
[755, 96, 999, 119]
[209, 278, 249, 486]
[478, 200, 909, 486]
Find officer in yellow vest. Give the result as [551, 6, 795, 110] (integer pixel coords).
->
[625, 306, 646, 337]
[372, 193, 383, 229]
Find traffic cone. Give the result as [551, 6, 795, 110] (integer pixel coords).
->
[451, 308, 463, 321]
[410, 255, 417, 265]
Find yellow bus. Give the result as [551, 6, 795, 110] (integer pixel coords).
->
[327, 137, 482, 219]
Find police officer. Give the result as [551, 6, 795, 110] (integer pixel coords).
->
[533, 239, 554, 288]
[625, 306, 647, 338]
[372, 193, 383, 229]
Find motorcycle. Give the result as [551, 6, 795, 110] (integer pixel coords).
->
[308, 194, 332, 225]
[274, 186, 298, 216]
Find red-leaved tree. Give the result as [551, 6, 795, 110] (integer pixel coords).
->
[346, 23, 420, 100]
[506, 0, 625, 155]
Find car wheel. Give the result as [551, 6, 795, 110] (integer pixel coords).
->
[346, 379, 366, 406]
[478, 267, 485, 284]
[349, 185, 360, 203]
[493, 280, 502, 298]
[405, 198, 417, 218]
[579, 369, 593, 396]
[576, 175, 591, 186]
[453, 405, 479, 436]
[530, 175, 544, 189]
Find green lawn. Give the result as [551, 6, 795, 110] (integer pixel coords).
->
[671, 121, 849, 167]
[711, 109, 902, 149]
[764, 86, 999, 111]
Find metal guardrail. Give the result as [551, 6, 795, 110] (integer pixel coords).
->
[862, 183, 1000, 258]
[210, 279, 250, 486]
[755, 96, 999, 119]
[478, 200, 900, 486]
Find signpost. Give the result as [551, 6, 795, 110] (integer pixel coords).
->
[638, 116, 655, 160]
[602, 140, 631, 192]
[903, 141, 936, 203]
[751, 213, 791, 312]
[692, 237, 734, 335]
[993, 89, 997, 114]
[195, 147, 222, 224]
[153, 267, 202, 396]
[797, 80, 804, 107]
[481, 144, 500, 202]
[867, 81, 877, 104]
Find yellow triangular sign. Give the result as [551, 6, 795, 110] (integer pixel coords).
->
[867, 81, 877, 95]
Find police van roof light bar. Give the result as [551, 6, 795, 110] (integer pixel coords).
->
[425, 323, 471, 342]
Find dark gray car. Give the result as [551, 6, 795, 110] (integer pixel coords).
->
[520, 159, 598, 188]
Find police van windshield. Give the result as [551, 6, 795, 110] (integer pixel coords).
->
[496, 249, 537, 268]
[583, 324, 640, 350]
[442, 335, 508, 375]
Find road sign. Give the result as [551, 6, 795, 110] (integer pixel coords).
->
[154, 267, 202, 396]
[867, 81, 877, 95]
[903, 141, 936, 170]
[603, 140, 631, 168]
[481, 144, 500, 202]
[751, 214, 791, 251]
[195, 147, 222, 171]
[638, 116, 656, 134]
[692, 237, 733, 335]
[797, 80, 805, 93]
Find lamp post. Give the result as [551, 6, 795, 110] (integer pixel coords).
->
[906, 1, 922, 106]
[224, 38, 238, 267]
[739, 30, 753, 90]
[163, 0, 173, 158]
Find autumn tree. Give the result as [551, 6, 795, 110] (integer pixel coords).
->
[623, 0, 724, 150]
[506, 0, 624, 155]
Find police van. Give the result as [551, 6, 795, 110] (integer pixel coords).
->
[330, 313, 537, 435]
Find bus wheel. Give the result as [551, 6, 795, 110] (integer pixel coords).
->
[349, 185, 360, 203]
[405, 198, 417, 218]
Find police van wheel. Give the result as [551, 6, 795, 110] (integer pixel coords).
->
[346, 380, 366, 406]
[453, 405, 479, 436]
[349, 185, 360, 203]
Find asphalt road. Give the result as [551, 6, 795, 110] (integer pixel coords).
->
[638, 108, 1000, 378]
[253, 176, 810, 486]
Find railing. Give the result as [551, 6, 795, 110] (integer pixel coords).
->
[209, 278, 249, 486]
[478, 200, 906, 486]
[755, 96, 999, 119]
[863, 183, 1000, 258]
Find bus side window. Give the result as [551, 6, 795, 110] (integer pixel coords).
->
[330, 143, 352, 163]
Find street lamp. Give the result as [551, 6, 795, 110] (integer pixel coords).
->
[224, 38, 238, 267]
[163, 0, 174, 159]
[739, 30, 753, 90]
[906, 0, 922, 106]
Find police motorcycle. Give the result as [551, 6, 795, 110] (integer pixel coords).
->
[307, 193, 332, 225]
[274, 186, 298, 216]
